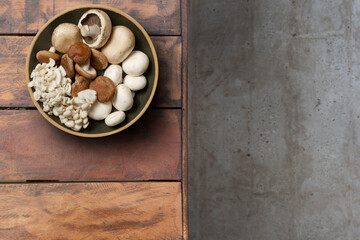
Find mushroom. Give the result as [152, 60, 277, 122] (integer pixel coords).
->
[88, 100, 112, 120]
[90, 48, 108, 70]
[67, 42, 91, 65]
[60, 54, 74, 78]
[75, 64, 97, 79]
[123, 75, 147, 91]
[51, 23, 82, 53]
[104, 64, 123, 86]
[68, 42, 97, 79]
[112, 84, 133, 111]
[89, 76, 116, 103]
[77, 89, 98, 104]
[36, 47, 60, 64]
[78, 9, 112, 49]
[101, 26, 135, 64]
[122, 50, 149, 76]
[105, 111, 126, 127]
[71, 74, 91, 97]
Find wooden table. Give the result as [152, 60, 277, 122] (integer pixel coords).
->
[0, 1, 188, 239]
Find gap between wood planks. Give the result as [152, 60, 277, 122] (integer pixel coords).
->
[0, 179, 181, 183]
[0, 33, 181, 37]
[0, 107, 182, 110]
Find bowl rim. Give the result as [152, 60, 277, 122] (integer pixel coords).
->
[26, 4, 159, 138]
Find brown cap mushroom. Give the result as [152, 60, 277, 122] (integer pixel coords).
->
[78, 9, 112, 49]
[72, 74, 91, 97]
[90, 48, 108, 70]
[51, 23, 82, 53]
[89, 76, 116, 102]
[101, 26, 135, 64]
[67, 42, 91, 65]
[60, 54, 75, 78]
[36, 47, 60, 64]
[75, 63, 97, 79]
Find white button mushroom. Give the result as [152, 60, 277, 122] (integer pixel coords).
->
[112, 84, 133, 111]
[104, 65, 123, 86]
[88, 100, 112, 120]
[105, 111, 126, 127]
[123, 75, 147, 91]
[101, 26, 135, 64]
[122, 50, 149, 77]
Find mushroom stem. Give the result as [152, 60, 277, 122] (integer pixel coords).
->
[81, 59, 91, 71]
[80, 25, 101, 39]
[49, 46, 56, 53]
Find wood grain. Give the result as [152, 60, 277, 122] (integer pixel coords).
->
[0, 0, 54, 34]
[0, 0, 180, 35]
[151, 36, 182, 108]
[0, 182, 182, 239]
[0, 36, 181, 108]
[55, 0, 181, 35]
[0, 109, 181, 180]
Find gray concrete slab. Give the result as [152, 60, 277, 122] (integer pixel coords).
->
[188, 1, 360, 239]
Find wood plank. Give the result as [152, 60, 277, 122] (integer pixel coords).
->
[0, 36, 181, 108]
[151, 36, 182, 108]
[0, 0, 54, 34]
[54, 0, 181, 35]
[0, 182, 182, 239]
[0, 109, 181, 180]
[0, 0, 180, 35]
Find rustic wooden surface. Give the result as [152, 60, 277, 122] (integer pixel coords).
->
[0, 0, 187, 239]
[0, 109, 181, 180]
[0, 182, 182, 239]
[0, 0, 180, 35]
[0, 36, 181, 108]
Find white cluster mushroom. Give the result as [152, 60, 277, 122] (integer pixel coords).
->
[29, 58, 97, 131]
[29, 58, 72, 114]
[57, 89, 97, 131]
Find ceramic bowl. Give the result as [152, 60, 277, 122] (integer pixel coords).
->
[26, 5, 158, 138]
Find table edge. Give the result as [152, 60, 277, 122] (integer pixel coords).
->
[181, 0, 189, 239]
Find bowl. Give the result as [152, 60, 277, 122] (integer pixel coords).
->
[26, 5, 158, 138]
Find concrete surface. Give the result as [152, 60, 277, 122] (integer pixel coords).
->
[188, 0, 360, 239]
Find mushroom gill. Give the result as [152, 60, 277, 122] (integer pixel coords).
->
[80, 14, 102, 44]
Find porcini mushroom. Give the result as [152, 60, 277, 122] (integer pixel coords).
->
[51, 23, 82, 53]
[78, 9, 112, 49]
[90, 48, 108, 70]
[122, 50, 149, 76]
[101, 26, 135, 64]
[60, 54, 75, 78]
[36, 46, 61, 64]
